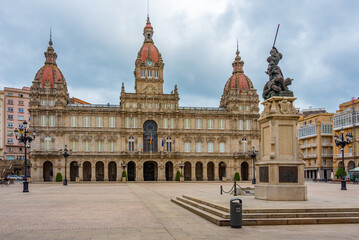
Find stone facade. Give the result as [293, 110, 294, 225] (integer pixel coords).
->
[29, 18, 260, 182]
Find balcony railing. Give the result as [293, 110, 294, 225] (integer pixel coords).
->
[322, 142, 333, 146]
[322, 154, 333, 158]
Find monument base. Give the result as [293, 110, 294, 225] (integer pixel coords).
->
[255, 184, 307, 201]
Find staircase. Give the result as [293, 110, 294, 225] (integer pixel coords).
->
[171, 195, 359, 226]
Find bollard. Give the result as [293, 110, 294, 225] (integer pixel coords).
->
[230, 198, 242, 228]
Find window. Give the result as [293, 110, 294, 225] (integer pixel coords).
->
[128, 136, 134, 152]
[109, 142, 115, 152]
[238, 105, 243, 111]
[207, 119, 213, 129]
[219, 142, 225, 153]
[126, 117, 130, 128]
[9, 147, 13, 152]
[96, 141, 103, 152]
[41, 115, 47, 127]
[8, 93, 13, 96]
[141, 103, 145, 108]
[245, 120, 251, 130]
[96, 117, 103, 127]
[18, 94, 23, 97]
[45, 136, 51, 151]
[170, 118, 175, 129]
[49, 100, 55, 106]
[219, 119, 225, 129]
[147, 70, 152, 78]
[6, 155, 15, 160]
[8, 131, 13, 136]
[8, 123, 13, 128]
[84, 116, 90, 127]
[323, 148, 327, 154]
[163, 118, 168, 129]
[71, 141, 77, 152]
[184, 119, 190, 129]
[166, 137, 172, 152]
[8, 99, 13, 104]
[18, 100, 24, 105]
[49, 116, 55, 127]
[170, 104, 175, 109]
[184, 142, 190, 152]
[196, 119, 202, 129]
[245, 105, 250, 111]
[208, 142, 214, 153]
[154, 71, 159, 78]
[7, 107, 13, 112]
[84, 141, 90, 152]
[18, 123, 24, 128]
[163, 103, 167, 109]
[323, 138, 326, 144]
[349, 147, 353, 155]
[241, 138, 247, 152]
[41, 100, 47, 106]
[323, 159, 327, 166]
[18, 108, 24, 113]
[70, 116, 77, 127]
[238, 120, 243, 130]
[133, 118, 137, 128]
[18, 116, 24, 121]
[7, 139, 14, 144]
[196, 142, 202, 152]
[8, 115, 13, 120]
[109, 117, 115, 128]
[141, 70, 145, 78]
[148, 103, 152, 108]
[155, 103, 159, 109]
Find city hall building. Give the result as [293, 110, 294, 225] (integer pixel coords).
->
[29, 18, 260, 182]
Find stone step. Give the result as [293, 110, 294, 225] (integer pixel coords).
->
[182, 195, 359, 214]
[171, 198, 229, 226]
[245, 212, 359, 219]
[176, 197, 230, 219]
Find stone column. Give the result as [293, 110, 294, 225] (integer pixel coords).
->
[214, 163, 219, 181]
[255, 97, 307, 201]
[78, 164, 83, 181]
[91, 165, 96, 182]
[191, 164, 196, 181]
[137, 164, 144, 181]
[203, 164, 208, 181]
[104, 162, 109, 181]
[158, 163, 165, 181]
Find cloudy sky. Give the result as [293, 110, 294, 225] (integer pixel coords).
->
[1, 0, 358, 112]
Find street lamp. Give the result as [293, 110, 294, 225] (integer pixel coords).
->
[14, 120, 36, 193]
[179, 161, 184, 177]
[248, 146, 259, 184]
[334, 128, 353, 190]
[59, 145, 71, 186]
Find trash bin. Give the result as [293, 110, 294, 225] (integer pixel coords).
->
[230, 198, 242, 228]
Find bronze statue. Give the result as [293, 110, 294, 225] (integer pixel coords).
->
[262, 25, 293, 100]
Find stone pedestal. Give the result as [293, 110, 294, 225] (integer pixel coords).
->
[255, 97, 307, 201]
[75, 177, 80, 182]
[180, 176, 184, 182]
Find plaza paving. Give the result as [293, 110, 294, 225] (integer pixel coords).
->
[0, 181, 358, 240]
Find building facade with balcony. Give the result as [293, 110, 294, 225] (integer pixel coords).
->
[2, 87, 31, 176]
[333, 98, 359, 176]
[28, 17, 260, 182]
[298, 112, 334, 180]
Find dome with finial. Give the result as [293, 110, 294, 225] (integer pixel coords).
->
[34, 35, 66, 88]
[223, 47, 253, 95]
[137, 17, 162, 64]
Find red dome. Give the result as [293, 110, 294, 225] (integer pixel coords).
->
[144, 23, 153, 30]
[35, 65, 65, 88]
[140, 43, 159, 63]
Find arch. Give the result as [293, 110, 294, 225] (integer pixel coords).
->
[96, 161, 104, 181]
[219, 161, 227, 180]
[143, 161, 158, 181]
[207, 162, 215, 181]
[70, 161, 77, 181]
[241, 162, 249, 180]
[143, 120, 158, 152]
[83, 161, 92, 181]
[348, 161, 355, 171]
[165, 161, 173, 181]
[128, 161, 136, 181]
[184, 161, 191, 181]
[195, 162, 203, 181]
[43, 161, 53, 182]
[108, 161, 117, 181]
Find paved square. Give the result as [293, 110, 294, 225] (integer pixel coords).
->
[0, 181, 358, 239]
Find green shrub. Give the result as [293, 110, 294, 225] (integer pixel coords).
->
[121, 170, 127, 180]
[233, 172, 240, 181]
[55, 172, 63, 182]
[335, 168, 347, 179]
[175, 170, 181, 181]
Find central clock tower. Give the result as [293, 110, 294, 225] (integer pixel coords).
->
[134, 17, 164, 95]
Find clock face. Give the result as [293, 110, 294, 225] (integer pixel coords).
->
[147, 61, 152, 66]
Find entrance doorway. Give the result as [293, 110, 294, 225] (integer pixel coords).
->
[83, 161, 91, 181]
[207, 162, 214, 181]
[219, 162, 226, 180]
[43, 161, 53, 182]
[144, 161, 157, 181]
[165, 161, 173, 181]
[96, 162, 104, 181]
[128, 161, 136, 181]
[184, 161, 191, 181]
[70, 161, 77, 181]
[241, 162, 249, 180]
[108, 161, 117, 181]
[196, 162, 203, 181]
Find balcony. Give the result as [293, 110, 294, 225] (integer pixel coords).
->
[322, 142, 333, 147]
[322, 154, 333, 158]
[300, 144, 306, 149]
[311, 143, 317, 147]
